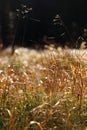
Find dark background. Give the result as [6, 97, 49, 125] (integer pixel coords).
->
[9, 0, 87, 26]
[0, 0, 87, 47]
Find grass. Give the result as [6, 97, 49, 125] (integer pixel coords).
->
[0, 46, 87, 130]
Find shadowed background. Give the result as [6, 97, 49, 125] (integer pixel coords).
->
[0, 0, 87, 48]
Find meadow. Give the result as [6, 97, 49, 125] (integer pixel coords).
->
[0, 46, 87, 130]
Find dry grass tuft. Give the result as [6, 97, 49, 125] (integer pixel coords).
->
[0, 46, 87, 130]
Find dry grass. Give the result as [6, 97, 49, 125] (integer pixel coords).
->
[0, 46, 87, 130]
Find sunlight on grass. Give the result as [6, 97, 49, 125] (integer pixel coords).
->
[0, 46, 87, 130]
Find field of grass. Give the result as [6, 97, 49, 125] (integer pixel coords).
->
[0, 46, 87, 130]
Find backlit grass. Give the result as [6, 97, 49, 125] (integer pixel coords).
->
[0, 46, 87, 130]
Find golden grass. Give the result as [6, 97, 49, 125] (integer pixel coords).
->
[0, 46, 87, 130]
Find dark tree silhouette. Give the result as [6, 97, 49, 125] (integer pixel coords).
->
[0, 0, 15, 48]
